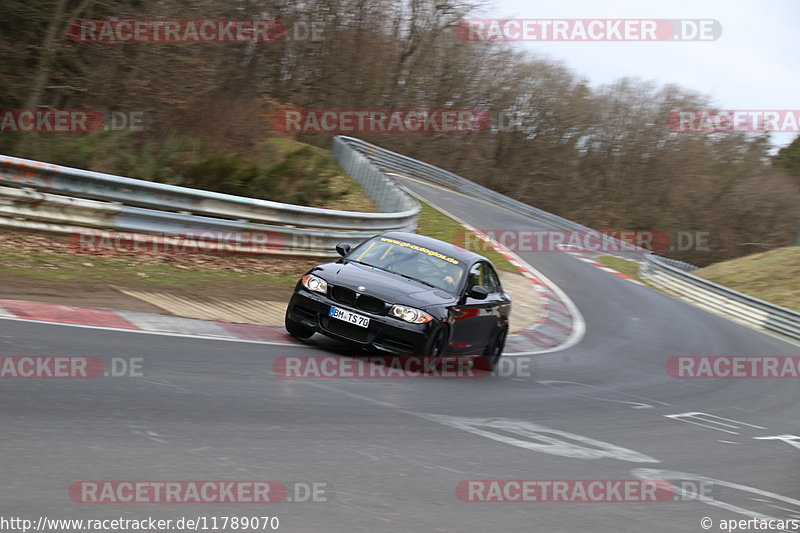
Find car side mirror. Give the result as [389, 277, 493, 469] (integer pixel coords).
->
[336, 243, 351, 257]
[468, 285, 489, 300]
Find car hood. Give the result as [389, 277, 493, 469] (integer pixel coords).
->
[314, 261, 457, 308]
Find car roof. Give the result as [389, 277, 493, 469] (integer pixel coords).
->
[377, 231, 490, 266]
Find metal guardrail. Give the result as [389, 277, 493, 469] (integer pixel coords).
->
[641, 254, 800, 342]
[0, 185, 376, 257]
[649, 256, 700, 272]
[0, 149, 418, 232]
[331, 137, 418, 214]
[338, 136, 799, 344]
[338, 135, 649, 260]
[0, 140, 420, 257]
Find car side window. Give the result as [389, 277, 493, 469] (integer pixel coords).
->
[467, 263, 482, 290]
[486, 264, 502, 293]
[467, 262, 498, 292]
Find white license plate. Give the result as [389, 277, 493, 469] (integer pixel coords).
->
[329, 306, 370, 328]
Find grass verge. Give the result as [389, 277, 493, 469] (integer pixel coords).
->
[693, 247, 800, 312]
[595, 256, 644, 282]
[0, 232, 316, 303]
[597, 250, 800, 313]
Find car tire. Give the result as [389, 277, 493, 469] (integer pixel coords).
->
[425, 327, 449, 357]
[475, 326, 507, 372]
[421, 327, 449, 373]
[285, 315, 314, 339]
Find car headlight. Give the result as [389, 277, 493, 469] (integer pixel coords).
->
[389, 304, 433, 324]
[302, 274, 328, 294]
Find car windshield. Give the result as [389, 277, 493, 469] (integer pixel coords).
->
[348, 236, 465, 293]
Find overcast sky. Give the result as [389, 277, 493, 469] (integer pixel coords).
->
[479, 0, 799, 148]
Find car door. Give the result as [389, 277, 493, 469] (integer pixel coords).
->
[449, 261, 502, 353]
[484, 262, 511, 329]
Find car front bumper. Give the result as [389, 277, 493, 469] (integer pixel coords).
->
[286, 289, 437, 355]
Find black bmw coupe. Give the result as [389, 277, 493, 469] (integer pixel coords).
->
[284, 231, 511, 370]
